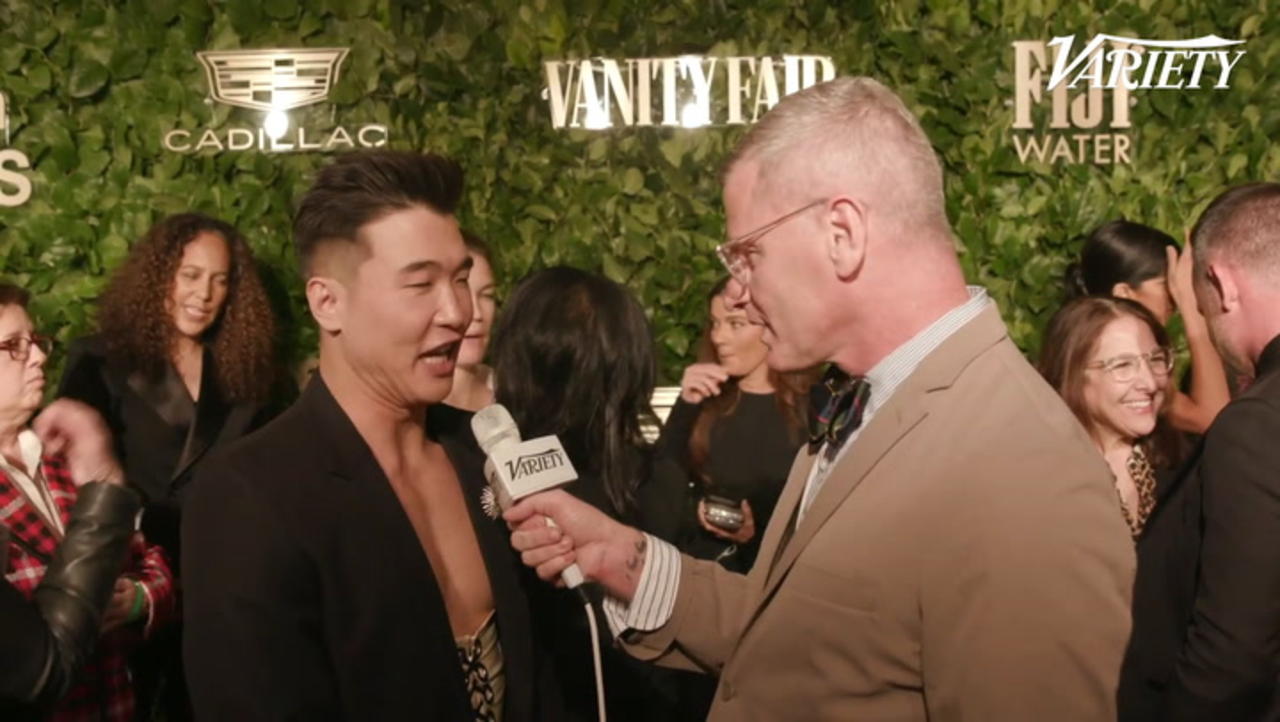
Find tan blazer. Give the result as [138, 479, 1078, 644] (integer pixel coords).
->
[625, 305, 1135, 721]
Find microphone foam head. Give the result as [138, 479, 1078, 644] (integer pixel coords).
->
[471, 403, 521, 454]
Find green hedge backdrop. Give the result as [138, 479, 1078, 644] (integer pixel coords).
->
[0, 0, 1277, 386]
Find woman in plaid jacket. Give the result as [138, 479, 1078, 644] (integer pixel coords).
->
[0, 283, 175, 721]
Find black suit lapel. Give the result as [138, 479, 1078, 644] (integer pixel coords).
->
[125, 363, 195, 434]
[302, 378, 474, 710]
[172, 351, 233, 483]
[433, 405, 536, 722]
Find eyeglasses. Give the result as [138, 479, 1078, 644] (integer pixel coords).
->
[0, 334, 53, 362]
[716, 199, 826, 283]
[1086, 348, 1174, 383]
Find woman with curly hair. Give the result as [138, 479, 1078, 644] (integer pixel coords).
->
[57, 212, 280, 720]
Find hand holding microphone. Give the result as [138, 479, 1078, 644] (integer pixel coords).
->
[474, 405, 646, 722]
[472, 404, 646, 601]
[472, 404, 587, 588]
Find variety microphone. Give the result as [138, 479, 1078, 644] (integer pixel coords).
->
[471, 403, 584, 588]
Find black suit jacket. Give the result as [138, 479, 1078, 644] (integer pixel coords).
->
[58, 335, 265, 562]
[1120, 334, 1280, 722]
[181, 376, 559, 721]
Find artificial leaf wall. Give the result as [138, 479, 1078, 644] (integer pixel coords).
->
[0, 0, 1276, 385]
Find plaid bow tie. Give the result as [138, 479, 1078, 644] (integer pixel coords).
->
[808, 367, 872, 453]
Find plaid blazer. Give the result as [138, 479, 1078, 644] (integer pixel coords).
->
[2, 453, 175, 722]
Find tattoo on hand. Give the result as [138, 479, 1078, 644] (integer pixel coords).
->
[624, 535, 647, 572]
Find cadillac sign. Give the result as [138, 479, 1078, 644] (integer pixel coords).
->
[163, 47, 388, 154]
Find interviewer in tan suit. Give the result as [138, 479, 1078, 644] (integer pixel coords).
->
[507, 77, 1135, 721]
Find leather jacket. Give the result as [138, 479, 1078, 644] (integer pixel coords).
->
[1, 481, 140, 707]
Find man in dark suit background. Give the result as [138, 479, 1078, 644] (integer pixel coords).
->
[1120, 182, 1280, 721]
[182, 151, 558, 720]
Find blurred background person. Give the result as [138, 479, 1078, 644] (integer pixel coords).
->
[653, 277, 813, 720]
[444, 231, 497, 412]
[1119, 182, 1280, 722]
[3, 399, 145, 715]
[0, 283, 175, 721]
[489, 265, 684, 722]
[657, 277, 813, 574]
[57, 213, 280, 720]
[1039, 296, 1187, 538]
[1067, 219, 1230, 433]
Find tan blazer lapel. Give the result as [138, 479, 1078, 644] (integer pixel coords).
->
[756, 305, 1011, 607]
[761, 384, 930, 602]
[752, 447, 818, 585]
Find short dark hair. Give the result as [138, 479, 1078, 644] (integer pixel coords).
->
[293, 150, 465, 277]
[1065, 220, 1177, 299]
[0, 282, 30, 308]
[461, 230, 495, 271]
[1192, 182, 1280, 282]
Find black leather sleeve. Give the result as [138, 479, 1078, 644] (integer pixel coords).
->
[6, 482, 140, 705]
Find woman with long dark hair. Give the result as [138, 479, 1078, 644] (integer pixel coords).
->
[1039, 296, 1186, 538]
[489, 265, 681, 722]
[491, 266, 671, 526]
[1067, 219, 1230, 434]
[657, 277, 813, 573]
[57, 212, 281, 720]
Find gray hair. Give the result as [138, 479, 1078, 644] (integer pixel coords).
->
[725, 76, 949, 233]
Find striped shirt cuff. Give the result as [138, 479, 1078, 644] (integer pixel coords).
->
[602, 533, 680, 637]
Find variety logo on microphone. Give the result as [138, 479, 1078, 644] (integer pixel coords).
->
[0, 91, 32, 207]
[505, 447, 569, 480]
[163, 47, 389, 155]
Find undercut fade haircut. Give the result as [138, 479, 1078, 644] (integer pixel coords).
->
[1192, 182, 1280, 284]
[294, 150, 464, 278]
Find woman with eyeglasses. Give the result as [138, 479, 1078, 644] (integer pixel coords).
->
[1039, 296, 1188, 538]
[56, 212, 281, 719]
[1067, 220, 1231, 434]
[0, 282, 175, 720]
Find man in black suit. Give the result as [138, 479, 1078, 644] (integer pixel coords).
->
[1120, 182, 1280, 722]
[182, 151, 559, 720]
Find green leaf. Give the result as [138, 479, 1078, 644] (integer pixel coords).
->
[1225, 152, 1248, 179]
[621, 167, 644, 194]
[27, 64, 52, 92]
[659, 135, 688, 168]
[526, 205, 558, 221]
[264, 0, 299, 20]
[68, 60, 110, 98]
[109, 47, 148, 80]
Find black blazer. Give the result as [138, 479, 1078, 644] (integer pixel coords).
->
[57, 335, 264, 562]
[181, 376, 560, 721]
[1119, 334, 1280, 722]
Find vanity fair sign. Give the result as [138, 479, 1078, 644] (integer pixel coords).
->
[1011, 34, 1246, 165]
[0, 91, 33, 207]
[163, 47, 388, 154]
[543, 54, 837, 129]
